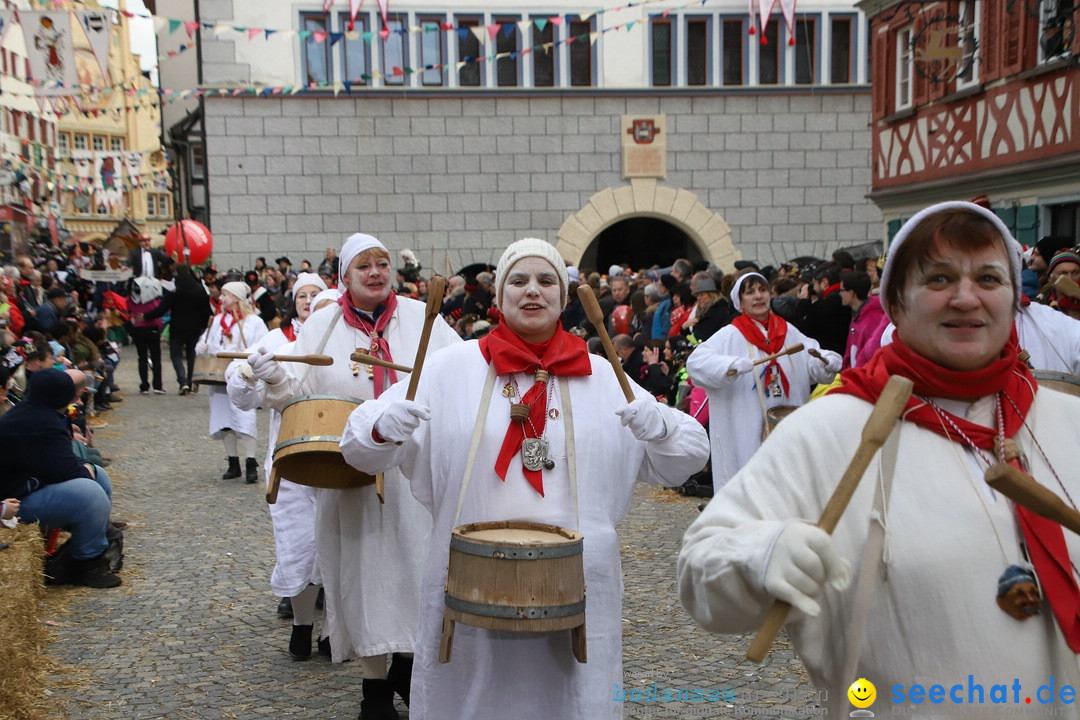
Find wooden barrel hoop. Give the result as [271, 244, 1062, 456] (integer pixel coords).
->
[1032, 370, 1080, 399]
[272, 394, 375, 489]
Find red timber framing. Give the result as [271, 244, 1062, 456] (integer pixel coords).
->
[868, 0, 1080, 190]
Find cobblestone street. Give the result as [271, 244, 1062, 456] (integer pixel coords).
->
[45, 351, 821, 719]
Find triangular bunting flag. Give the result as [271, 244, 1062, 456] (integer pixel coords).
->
[487, 24, 501, 41]
[313, 30, 328, 43]
[184, 20, 199, 37]
[470, 25, 486, 43]
[502, 24, 515, 38]
[265, 29, 276, 40]
[247, 28, 261, 41]
[535, 18, 548, 32]
[329, 32, 344, 45]
[168, 18, 182, 34]
[379, 27, 389, 41]
[550, 16, 563, 26]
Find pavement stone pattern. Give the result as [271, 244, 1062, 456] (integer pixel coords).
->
[46, 351, 823, 719]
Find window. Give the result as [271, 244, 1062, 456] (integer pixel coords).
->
[723, 19, 744, 85]
[419, 17, 444, 86]
[569, 18, 593, 86]
[1040, 0, 1072, 62]
[896, 26, 913, 110]
[1047, 200, 1080, 245]
[342, 13, 369, 84]
[58, 132, 69, 156]
[27, 118, 35, 142]
[758, 20, 779, 84]
[794, 19, 815, 84]
[73, 192, 92, 215]
[457, 17, 482, 86]
[382, 16, 407, 85]
[110, 137, 124, 152]
[651, 19, 673, 86]
[74, 134, 88, 150]
[830, 17, 852, 83]
[191, 145, 205, 181]
[301, 13, 331, 85]
[495, 17, 519, 86]
[92, 135, 106, 151]
[532, 17, 555, 87]
[687, 19, 708, 86]
[956, 2, 980, 88]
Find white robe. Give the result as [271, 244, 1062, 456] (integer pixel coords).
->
[679, 390, 1080, 717]
[225, 329, 320, 598]
[202, 313, 268, 440]
[1017, 303, 1080, 375]
[685, 320, 839, 490]
[340, 341, 711, 720]
[262, 299, 460, 661]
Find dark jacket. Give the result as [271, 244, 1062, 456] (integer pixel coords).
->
[0, 369, 92, 499]
[791, 291, 852, 355]
[689, 300, 737, 343]
[127, 247, 166, 278]
[149, 269, 211, 341]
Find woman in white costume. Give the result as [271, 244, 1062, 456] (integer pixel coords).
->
[679, 202, 1080, 717]
[197, 280, 267, 483]
[226, 276, 332, 659]
[246, 234, 459, 720]
[686, 272, 841, 491]
[338, 238, 710, 720]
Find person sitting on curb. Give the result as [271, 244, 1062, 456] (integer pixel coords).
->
[0, 368, 121, 588]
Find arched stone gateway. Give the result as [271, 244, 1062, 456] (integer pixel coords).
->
[555, 179, 741, 273]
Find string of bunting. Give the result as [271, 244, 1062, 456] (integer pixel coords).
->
[1, 154, 173, 192]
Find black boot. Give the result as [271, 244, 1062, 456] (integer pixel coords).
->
[359, 678, 399, 720]
[386, 653, 412, 707]
[222, 456, 241, 480]
[245, 458, 259, 484]
[277, 596, 294, 619]
[289, 624, 313, 660]
[318, 635, 332, 658]
[67, 552, 122, 588]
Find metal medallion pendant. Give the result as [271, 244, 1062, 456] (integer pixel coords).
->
[521, 437, 549, 472]
[996, 564, 1042, 621]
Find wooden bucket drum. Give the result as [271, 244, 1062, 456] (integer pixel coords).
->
[763, 405, 799, 439]
[440, 521, 587, 664]
[1032, 370, 1080, 398]
[272, 395, 375, 489]
[192, 354, 230, 386]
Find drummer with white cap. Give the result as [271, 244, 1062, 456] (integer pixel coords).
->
[196, 280, 268, 483]
[248, 233, 459, 719]
[686, 271, 841, 491]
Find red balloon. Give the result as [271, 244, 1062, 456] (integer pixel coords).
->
[164, 219, 213, 265]
[611, 305, 633, 335]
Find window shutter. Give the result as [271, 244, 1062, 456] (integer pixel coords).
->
[872, 28, 888, 118]
[983, 3, 1000, 81]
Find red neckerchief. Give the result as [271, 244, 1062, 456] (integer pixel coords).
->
[281, 321, 298, 343]
[218, 311, 237, 340]
[832, 332, 1079, 652]
[821, 282, 842, 299]
[479, 322, 592, 496]
[731, 312, 791, 396]
[337, 291, 399, 398]
[1052, 292, 1080, 313]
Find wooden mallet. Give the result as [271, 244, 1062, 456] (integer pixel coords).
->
[727, 343, 806, 376]
[348, 352, 414, 374]
[1055, 274, 1080, 300]
[746, 374, 914, 663]
[216, 352, 334, 365]
[368, 276, 447, 502]
[577, 284, 635, 403]
[807, 348, 830, 365]
[266, 466, 281, 505]
[985, 463, 1080, 537]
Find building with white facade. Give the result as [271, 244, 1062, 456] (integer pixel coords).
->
[159, 0, 881, 273]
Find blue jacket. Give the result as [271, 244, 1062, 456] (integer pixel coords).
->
[651, 297, 672, 340]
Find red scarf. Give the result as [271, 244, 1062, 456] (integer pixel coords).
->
[218, 311, 237, 341]
[832, 332, 1080, 652]
[821, 282, 842, 299]
[281, 319, 299, 343]
[479, 322, 592, 496]
[731, 312, 791, 396]
[337, 291, 399, 398]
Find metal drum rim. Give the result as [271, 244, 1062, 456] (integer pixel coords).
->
[281, 394, 364, 412]
[452, 520, 583, 543]
[274, 436, 344, 454]
[443, 595, 585, 620]
[450, 535, 583, 560]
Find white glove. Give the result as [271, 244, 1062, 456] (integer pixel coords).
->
[615, 398, 670, 442]
[762, 523, 851, 617]
[823, 352, 843, 374]
[731, 358, 754, 375]
[247, 347, 285, 385]
[196, 340, 209, 355]
[374, 400, 431, 444]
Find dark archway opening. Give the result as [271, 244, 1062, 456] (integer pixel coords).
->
[582, 217, 702, 274]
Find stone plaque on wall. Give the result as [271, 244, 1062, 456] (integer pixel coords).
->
[621, 114, 667, 180]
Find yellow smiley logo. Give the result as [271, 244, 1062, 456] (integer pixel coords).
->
[848, 678, 877, 709]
